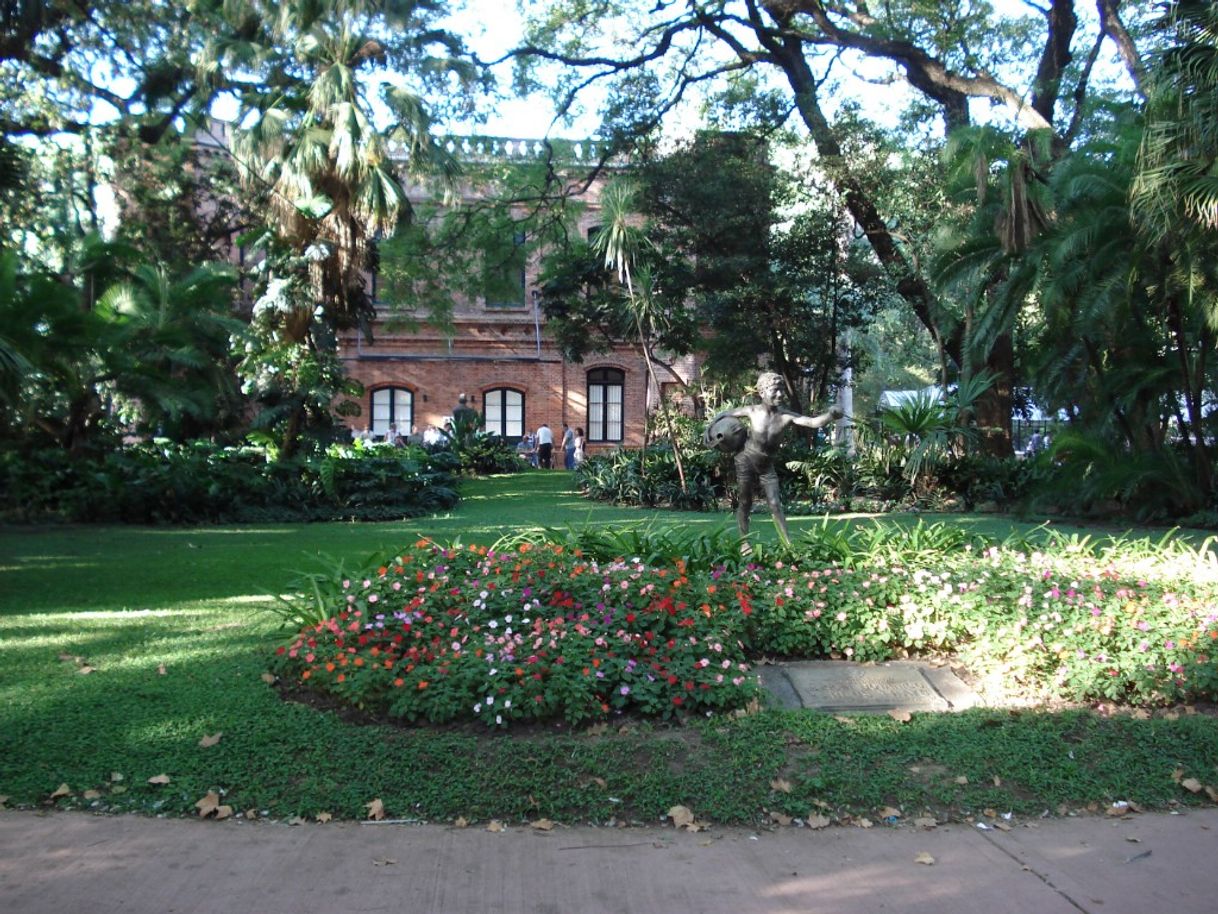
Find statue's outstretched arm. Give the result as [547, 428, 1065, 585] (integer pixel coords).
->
[792, 407, 844, 430]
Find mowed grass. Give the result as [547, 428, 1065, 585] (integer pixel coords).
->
[2, 470, 1215, 826]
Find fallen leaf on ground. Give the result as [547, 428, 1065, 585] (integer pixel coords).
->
[993, 775, 1002, 787]
[954, 775, 969, 785]
[913, 817, 938, 828]
[50, 784, 71, 799]
[260, 672, 276, 684]
[57, 653, 78, 663]
[285, 816, 306, 826]
[195, 792, 220, 817]
[832, 716, 855, 726]
[769, 811, 792, 826]
[1205, 787, 1218, 803]
[887, 710, 912, 722]
[0, 795, 8, 807]
[667, 805, 695, 829]
[157, 664, 167, 676]
[486, 820, 505, 832]
[585, 723, 608, 736]
[244, 809, 258, 820]
[590, 777, 607, 789]
[770, 778, 792, 794]
[82, 789, 101, 800]
[879, 806, 901, 820]
[453, 816, 469, 829]
[983, 808, 998, 818]
[316, 812, 332, 823]
[147, 774, 171, 785]
[915, 852, 936, 866]
[531, 818, 555, 831]
[994, 822, 1012, 832]
[365, 798, 386, 820]
[805, 814, 831, 830]
[110, 772, 124, 782]
[854, 817, 874, 829]
[372, 858, 397, 866]
[213, 805, 233, 820]
[1171, 768, 1184, 783]
[198, 732, 222, 748]
[110, 785, 127, 794]
[1181, 778, 1203, 794]
[77, 665, 95, 674]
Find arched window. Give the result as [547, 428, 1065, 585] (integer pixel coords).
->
[587, 368, 624, 442]
[483, 388, 525, 439]
[370, 387, 413, 439]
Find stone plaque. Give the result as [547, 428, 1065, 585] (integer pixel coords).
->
[759, 661, 977, 713]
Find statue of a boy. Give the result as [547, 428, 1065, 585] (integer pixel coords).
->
[705, 371, 842, 544]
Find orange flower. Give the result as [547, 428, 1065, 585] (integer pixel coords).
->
[336, 673, 345, 682]
[325, 662, 336, 672]
[417, 680, 430, 690]
[353, 657, 365, 666]
[393, 678, 404, 687]
[301, 670, 312, 680]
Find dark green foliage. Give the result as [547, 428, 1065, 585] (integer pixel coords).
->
[0, 441, 460, 524]
[576, 444, 722, 510]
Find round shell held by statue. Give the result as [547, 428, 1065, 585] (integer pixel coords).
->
[705, 414, 748, 454]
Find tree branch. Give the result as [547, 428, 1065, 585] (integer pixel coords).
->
[1096, 0, 1145, 96]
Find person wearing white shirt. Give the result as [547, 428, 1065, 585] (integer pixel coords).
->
[536, 423, 554, 469]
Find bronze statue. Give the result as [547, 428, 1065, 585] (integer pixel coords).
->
[705, 371, 842, 544]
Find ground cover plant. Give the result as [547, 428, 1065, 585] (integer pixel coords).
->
[2, 473, 1216, 828]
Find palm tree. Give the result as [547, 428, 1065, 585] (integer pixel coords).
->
[216, 0, 463, 337]
[1134, 1, 1218, 242]
[592, 180, 688, 491]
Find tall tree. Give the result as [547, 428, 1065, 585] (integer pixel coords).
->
[513, 0, 1152, 454]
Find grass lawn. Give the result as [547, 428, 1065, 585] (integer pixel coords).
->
[2, 470, 1215, 827]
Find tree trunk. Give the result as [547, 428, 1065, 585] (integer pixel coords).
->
[974, 332, 1014, 457]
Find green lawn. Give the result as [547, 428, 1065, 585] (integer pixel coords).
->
[2, 471, 1214, 826]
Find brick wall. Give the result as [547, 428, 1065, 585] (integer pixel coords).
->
[337, 325, 653, 453]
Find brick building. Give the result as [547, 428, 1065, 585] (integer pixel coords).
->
[334, 137, 701, 454]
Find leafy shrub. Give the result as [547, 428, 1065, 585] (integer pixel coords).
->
[576, 443, 722, 510]
[445, 432, 522, 475]
[0, 440, 460, 523]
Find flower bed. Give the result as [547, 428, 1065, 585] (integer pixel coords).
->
[274, 541, 758, 726]
[273, 538, 1218, 725]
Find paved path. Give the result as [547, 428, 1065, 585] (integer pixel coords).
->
[2, 808, 1216, 913]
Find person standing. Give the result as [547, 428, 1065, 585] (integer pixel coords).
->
[561, 423, 576, 470]
[536, 423, 554, 469]
[573, 427, 586, 465]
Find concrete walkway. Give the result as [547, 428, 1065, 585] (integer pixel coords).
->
[2, 808, 1216, 914]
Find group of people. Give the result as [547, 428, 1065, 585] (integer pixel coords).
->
[351, 424, 447, 447]
[517, 423, 586, 469]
